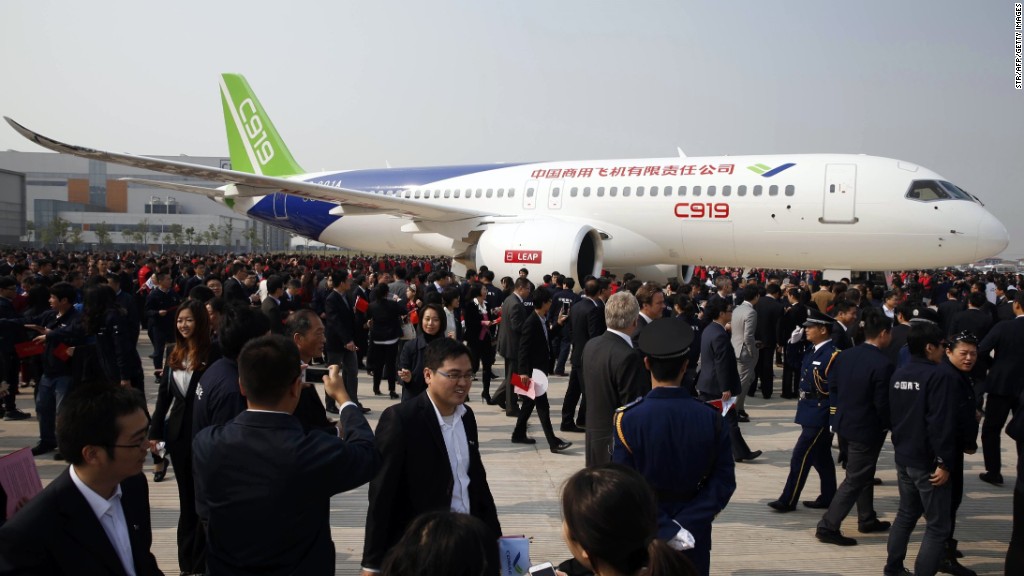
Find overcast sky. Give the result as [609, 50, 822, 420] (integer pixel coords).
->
[2, 1, 1022, 258]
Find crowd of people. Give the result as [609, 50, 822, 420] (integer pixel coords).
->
[0, 247, 1020, 575]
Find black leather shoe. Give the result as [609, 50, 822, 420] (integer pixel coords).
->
[389, 391, 400, 400]
[767, 500, 796, 512]
[937, 558, 977, 576]
[873, 477, 884, 486]
[816, 529, 857, 546]
[803, 498, 829, 509]
[506, 407, 521, 418]
[481, 392, 492, 404]
[153, 461, 168, 483]
[979, 471, 1004, 486]
[735, 450, 762, 463]
[511, 436, 536, 445]
[737, 411, 750, 423]
[360, 406, 372, 414]
[3, 408, 31, 421]
[550, 440, 573, 453]
[30, 443, 56, 456]
[373, 388, 383, 396]
[560, 423, 585, 433]
[858, 519, 891, 533]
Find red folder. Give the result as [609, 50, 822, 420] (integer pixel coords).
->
[511, 373, 530, 392]
[354, 296, 369, 313]
[15, 341, 44, 358]
[705, 398, 733, 414]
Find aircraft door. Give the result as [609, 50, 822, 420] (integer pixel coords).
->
[523, 179, 551, 210]
[273, 192, 288, 219]
[548, 178, 565, 210]
[821, 164, 857, 223]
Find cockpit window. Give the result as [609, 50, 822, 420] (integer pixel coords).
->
[905, 180, 975, 203]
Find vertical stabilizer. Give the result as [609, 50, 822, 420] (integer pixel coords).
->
[219, 74, 305, 176]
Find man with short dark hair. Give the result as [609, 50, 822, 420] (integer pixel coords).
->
[816, 308, 894, 546]
[362, 338, 501, 574]
[194, 335, 378, 576]
[325, 270, 362, 414]
[0, 276, 30, 421]
[0, 386, 162, 575]
[145, 272, 180, 381]
[494, 277, 531, 416]
[884, 321, 958, 576]
[976, 292, 1024, 486]
[261, 275, 287, 335]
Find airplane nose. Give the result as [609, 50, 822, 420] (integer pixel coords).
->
[976, 209, 1010, 260]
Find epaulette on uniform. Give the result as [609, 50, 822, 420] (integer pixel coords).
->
[616, 396, 644, 413]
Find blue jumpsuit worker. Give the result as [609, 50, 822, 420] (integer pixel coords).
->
[769, 307, 838, 512]
[613, 318, 736, 576]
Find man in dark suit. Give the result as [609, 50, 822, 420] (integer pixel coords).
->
[260, 275, 287, 335]
[193, 335, 378, 576]
[0, 386, 163, 575]
[831, 300, 857, 352]
[324, 270, 362, 414]
[779, 287, 809, 399]
[512, 288, 572, 452]
[581, 291, 646, 466]
[362, 338, 501, 573]
[976, 292, 1024, 486]
[696, 299, 761, 463]
[145, 271, 180, 380]
[222, 262, 251, 305]
[494, 277, 531, 416]
[561, 278, 606, 432]
[753, 283, 785, 399]
[816, 308, 895, 546]
[937, 288, 965, 337]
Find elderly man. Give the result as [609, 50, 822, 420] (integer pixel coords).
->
[581, 291, 646, 466]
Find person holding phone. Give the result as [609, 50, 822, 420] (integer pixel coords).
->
[397, 303, 446, 401]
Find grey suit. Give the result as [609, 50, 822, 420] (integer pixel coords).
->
[494, 293, 527, 408]
[731, 301, 758, 411]
[582, 331, 643, 466]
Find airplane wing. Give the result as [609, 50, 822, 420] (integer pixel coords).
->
[4, 117, 491, 223]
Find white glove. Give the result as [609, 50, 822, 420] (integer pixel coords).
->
[667, 520, 696, 551]
[789, 326, 804, 344]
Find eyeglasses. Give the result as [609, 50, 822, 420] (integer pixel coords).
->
[435, 369, 473, 383]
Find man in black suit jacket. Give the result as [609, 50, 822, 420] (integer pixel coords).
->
[0, 386, 163, 575]
[324, 270, 361, 413]
[977, 293, 1024, 485]
[696, 299, 760, 462]
[494, 277, 531, 415]
[581, 291, 645, 466]
[193, 335, 378, 576]
[222, 263, 251, 305]
[561, 278, 607, 431]
[817, 308, 895, 545]
[753, 284, 785, 398]
[362, 338, 501, 573]
[937, 288, 965, 337]
[260, 275, 287, 335]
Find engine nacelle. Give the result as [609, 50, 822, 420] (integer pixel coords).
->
[474, 220, 603, 282]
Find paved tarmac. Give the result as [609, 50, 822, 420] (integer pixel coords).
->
[0, 340, 1014, 575]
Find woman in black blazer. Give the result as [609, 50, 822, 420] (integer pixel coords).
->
[149, 298, 221, 575]
[397, 303, 446, 401]
[368, 283, 406, 399]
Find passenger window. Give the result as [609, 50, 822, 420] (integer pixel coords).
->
[527, 188, 535, 197]
[583, 187, 591, 197]
[637, 186, 644, 197]
[707, 186, 716, 197]
[621, 187, 630, 197]
[722, 185, 731, 197]
[769, 185, 778, 196]
[610, 187, 618, 197]
[497, 189, 504, 198]
[738, 185, 747, 197]
[677, 186, 686, 196]
[486, 190, 493, 198]
[597, 187, 605, 198]
[664, 185, 673, 196]
[414, 190, 421, 199]
[454, 190, 460, 198]
[570, 187, 578, 197]
[693, 186, 702, 197]
[444, 190, 451, 198]
[552, 187, 560, 197]
[753, 185, 763, 197]
[785, 185, 795, 196]
[508, 189, 515, 198]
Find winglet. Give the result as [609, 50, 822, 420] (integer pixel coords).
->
[219, 74, 305, 176]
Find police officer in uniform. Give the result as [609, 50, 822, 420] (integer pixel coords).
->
[768, 308, 838, 512]
[612, 318, 736, 576]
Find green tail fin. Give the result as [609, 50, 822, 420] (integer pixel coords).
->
[219, 73, 305, 176]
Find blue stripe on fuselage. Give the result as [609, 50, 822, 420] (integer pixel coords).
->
[248, 194, 340, 240]
[305, 163, 528, 192]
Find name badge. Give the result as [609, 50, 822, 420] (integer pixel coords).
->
[812, 361, 821, 366]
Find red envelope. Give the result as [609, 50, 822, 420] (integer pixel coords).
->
[54, 343, 71, 362]
[15, 341, 44, 358]
[354, 296, 369, 313]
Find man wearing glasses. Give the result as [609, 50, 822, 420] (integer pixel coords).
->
[0, 386, 162, 575]
[362, 338, 501, 575]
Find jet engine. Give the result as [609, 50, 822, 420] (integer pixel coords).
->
[473, 220, 603, 282]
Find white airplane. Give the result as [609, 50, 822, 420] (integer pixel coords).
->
[4, 74, 1009, 282]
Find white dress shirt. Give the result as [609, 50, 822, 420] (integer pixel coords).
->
[427, 396, 471, 514]
[69, 465, 137, 576]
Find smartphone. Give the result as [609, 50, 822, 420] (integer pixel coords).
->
[528, 562, 557, 576]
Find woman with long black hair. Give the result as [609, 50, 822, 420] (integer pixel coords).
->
[149, 299, 221, 575]
[397, 303, 446, 401]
